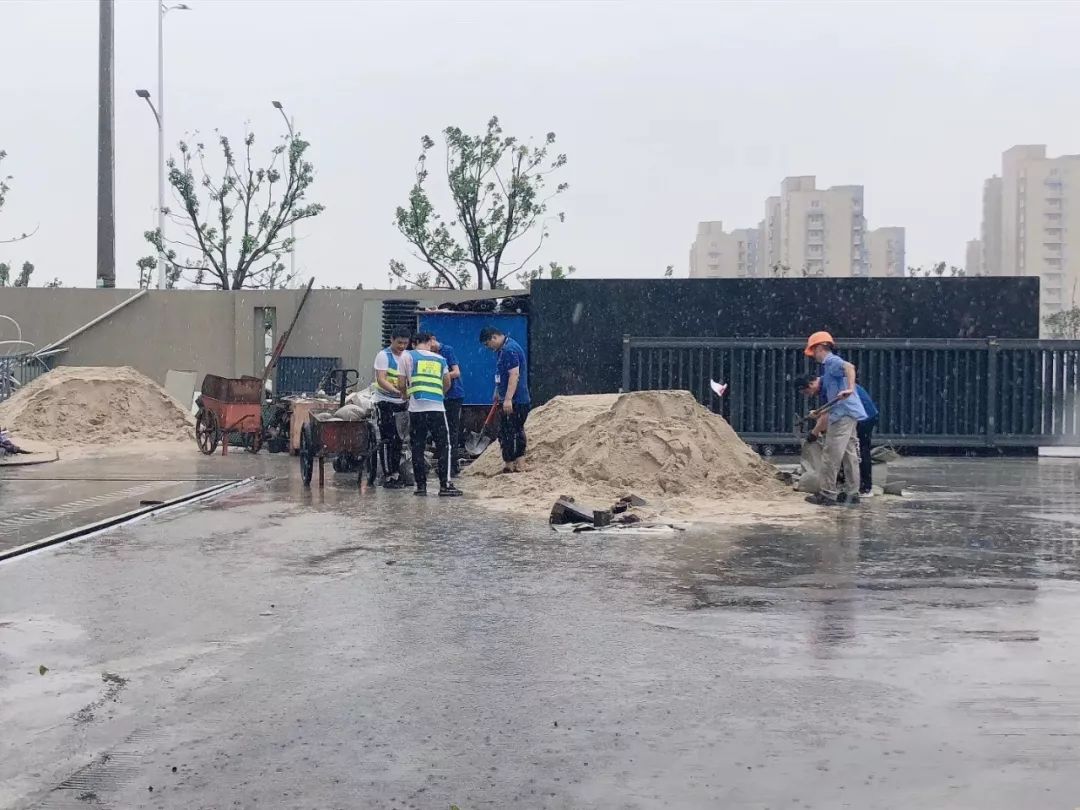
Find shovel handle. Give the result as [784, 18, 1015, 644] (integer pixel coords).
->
[482, 402, 499, 427]
[808, 394, 847, 420]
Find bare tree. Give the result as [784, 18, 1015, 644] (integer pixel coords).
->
[391, 116, 568, 290]
[143, 128, 324, 289]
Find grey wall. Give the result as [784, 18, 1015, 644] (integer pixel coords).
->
[0, 287, 513, 388]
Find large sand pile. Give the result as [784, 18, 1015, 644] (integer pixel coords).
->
[0, 365, 194, 447]
[465, 390, 807, 523]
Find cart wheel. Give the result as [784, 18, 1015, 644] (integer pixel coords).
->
[299, 423, 314, 486]
[243, 430, 263, 454]
[196, 409, 220, 455]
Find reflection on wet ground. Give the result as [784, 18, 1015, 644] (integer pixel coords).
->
[2, 456, 1080, 808]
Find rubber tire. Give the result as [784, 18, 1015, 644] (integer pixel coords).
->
[196, 409, 220, 456]
[299, 423, 314, 486]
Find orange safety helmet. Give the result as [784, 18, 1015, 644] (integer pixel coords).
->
[804, 331, 835, 357]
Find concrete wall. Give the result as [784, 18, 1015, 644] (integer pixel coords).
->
[0, 287, 514, 388]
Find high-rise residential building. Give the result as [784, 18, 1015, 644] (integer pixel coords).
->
[689, 221, 762, 278]
[980, 176, 1002, 277]
[965, 239, 984, 277]
[976, 146, 1080, 318]
[690, 175, 899, 279]
[866, 227, 907, 277]
[763, 196, 781, 272]
[777, 177, 867, 277]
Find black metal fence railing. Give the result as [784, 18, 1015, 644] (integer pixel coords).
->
[621, 337, 1080, 448]
[0, 353, 50, 404]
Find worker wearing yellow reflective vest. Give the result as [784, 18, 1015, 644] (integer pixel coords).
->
[399, 332, 462, 498]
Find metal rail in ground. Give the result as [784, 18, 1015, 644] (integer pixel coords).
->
[0, 477, 255, 563]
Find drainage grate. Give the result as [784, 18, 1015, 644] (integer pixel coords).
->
[35, 728, 159, 809]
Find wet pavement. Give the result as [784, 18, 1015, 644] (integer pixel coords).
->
[0, 448, 274, 553]
[2, 456, 1080, 808]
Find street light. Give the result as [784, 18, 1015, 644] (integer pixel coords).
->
[272, 100, 297, 279]
[137, 2, 191, 290]
[135, 88, 164, 288]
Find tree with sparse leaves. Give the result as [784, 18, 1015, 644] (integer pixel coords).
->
[909, 261, 965, 278]
[390, 116, 568, 290]
[136, 255, 180, 290]
[143, 128, 324, 290]
[1044, 307, 1080, 339]
[1, 150, 39, 246]
[1, 151, 38, 285]
[0, 260, 33, 287]
[517, 261, 575, 290]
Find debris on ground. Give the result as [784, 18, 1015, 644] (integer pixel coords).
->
[0, 366, 193, 447]
[550, 496, 612, 527]
[466, 391, 801, 522]
[0, 428, 31, 456]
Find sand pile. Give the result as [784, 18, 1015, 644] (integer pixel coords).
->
[465, 390, 803, 522]
[0, 365, 194, 447]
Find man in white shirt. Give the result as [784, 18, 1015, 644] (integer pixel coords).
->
[372, 326, 411, 488]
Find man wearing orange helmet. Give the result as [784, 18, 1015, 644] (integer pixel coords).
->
[803, 331, 866, 506]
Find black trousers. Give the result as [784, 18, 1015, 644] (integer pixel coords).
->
[376, 401, 407, 480]
[857, 417, 877, 493]
[410, 410, 451, 488]
[444, 397, 463, 474]
[498, 403, 530, 463]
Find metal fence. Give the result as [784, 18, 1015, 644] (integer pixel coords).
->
[621, 337, 1080, 448]
[0, 353, 50, 404]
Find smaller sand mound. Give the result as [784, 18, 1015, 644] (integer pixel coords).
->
[0, 365, 194, 447]
[465, 390, 799, 521]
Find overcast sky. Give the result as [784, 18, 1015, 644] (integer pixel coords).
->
[2, 0, 1079, 290]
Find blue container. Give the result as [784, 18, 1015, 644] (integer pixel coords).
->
[417, 312, 528, 406]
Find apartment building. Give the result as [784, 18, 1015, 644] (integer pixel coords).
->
[866, 227, 907, 278]
[980, 176, 1002, 277]
[688, 221, 762, 278]
[965, 239, 984, 277]
[976, 146, 1080, 317]
[776, 177, 867, 276]
[690, 176, 900, 279]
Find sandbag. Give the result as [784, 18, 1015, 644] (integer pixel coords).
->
[334, 403, 365, 422]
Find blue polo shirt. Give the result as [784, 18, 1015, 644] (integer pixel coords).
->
[439, 343, 465, 400]
[819, 383, 878, 422]
[496, 337, 530, 404]
[820, 353, 867, 424]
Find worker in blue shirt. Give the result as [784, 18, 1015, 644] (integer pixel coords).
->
[795, 372, 880, 496]
[479, 326, 530, 473]
[799, 331, 867, 506]
[431, 335, 464, 477]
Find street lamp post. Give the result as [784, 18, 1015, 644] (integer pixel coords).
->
[135, 89, 162, 288]
[272, 100, 296, 280]
[138, 3, 190, 290]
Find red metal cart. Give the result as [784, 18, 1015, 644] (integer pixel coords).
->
[195, 375, 264, 456]
[298, 369, 377, 489]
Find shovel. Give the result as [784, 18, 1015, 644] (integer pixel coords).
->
[464, 402, 500, 457]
